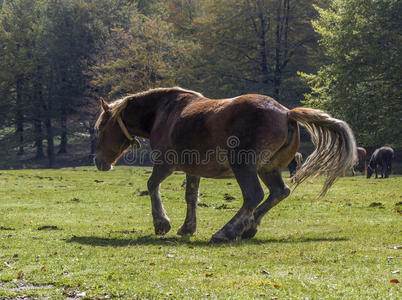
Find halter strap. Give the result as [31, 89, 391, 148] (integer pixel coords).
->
[117, 115, 141, 149]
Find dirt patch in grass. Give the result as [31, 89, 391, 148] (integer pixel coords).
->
[0, 226, 15, 230]
[37, 225, 60, 230]
[224, 193, 236, 201]
[368, 202, 384, 207]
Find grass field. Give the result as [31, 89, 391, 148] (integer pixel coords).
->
[0, 167, 401, 299]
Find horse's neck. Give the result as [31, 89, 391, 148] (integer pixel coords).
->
[121, 92, 170, 139]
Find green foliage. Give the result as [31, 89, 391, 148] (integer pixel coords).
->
[86, 0, 138, 32]
[0, 0, 135, 160]
[301, 0, 402, 147]
[183, 0, 321, 105]
[0, 167, 401, 298]
[92, 13, 197, 97]
[39, 0, 99, 119]
[0, 0, 42, 120]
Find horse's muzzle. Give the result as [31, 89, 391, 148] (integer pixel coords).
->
[94, 156, 111, 171]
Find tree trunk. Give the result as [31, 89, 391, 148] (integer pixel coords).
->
[58, 66, 68, 154]
[273, 71, 281, 99]
[273, 1, 283, 99]
[16, 76, 24, 155]
[33, 67, 44, 158]
[44, 116, 55, 167]
[58, 99, 67, 154]
[40, 81, 55, 167]
[274, 0, 291, 99]
[33, 119, 44, 158]
[258, 10, 269, 79]
[89, 124, 97, 155]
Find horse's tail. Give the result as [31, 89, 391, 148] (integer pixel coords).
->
[288, 107, 357, 197]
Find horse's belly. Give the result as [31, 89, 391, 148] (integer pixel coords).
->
[176, 162, 234, 179]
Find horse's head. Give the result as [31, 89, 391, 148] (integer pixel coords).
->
[94, 98, 130, 171]
[366, 165, 373, 178]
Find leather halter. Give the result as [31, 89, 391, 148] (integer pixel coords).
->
[116, 115, 141, 150]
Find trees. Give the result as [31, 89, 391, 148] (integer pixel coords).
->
[183, 0, 321, 106]
[0, 0, 43, 156]
[91, 6, 196, 97]
[0, 0, 99, 166]
[301, 0, 402, 147]
[42, 0, 98, 154]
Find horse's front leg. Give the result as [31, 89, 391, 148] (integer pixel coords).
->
[177, 175, 200, 236]
[210, 165, 264, 243]
[147, 165, 173, 235]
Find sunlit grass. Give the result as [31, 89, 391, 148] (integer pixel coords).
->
[0, 167, 401, 298]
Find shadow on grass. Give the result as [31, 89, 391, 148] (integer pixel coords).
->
[68, 235, 210, 247]
[67, 235, 348, 248]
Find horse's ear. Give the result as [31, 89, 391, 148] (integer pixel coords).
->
[100, 97, 109, 112]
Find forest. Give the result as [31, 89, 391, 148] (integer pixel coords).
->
[0, 0, 400, 168]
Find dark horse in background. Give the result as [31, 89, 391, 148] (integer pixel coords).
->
[288, 152, 303, 177]
[353, 147, 367, 175]
[367, 146, 394, 179]
[94, 87, 356, 242]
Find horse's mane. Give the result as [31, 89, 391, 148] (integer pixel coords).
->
[95, 87, 203, 129]
[110, 87, 203, 121]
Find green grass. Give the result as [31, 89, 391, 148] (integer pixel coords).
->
[0, 167, 401, 299]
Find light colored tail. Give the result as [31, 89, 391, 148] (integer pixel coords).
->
[288, 107, 357, 197]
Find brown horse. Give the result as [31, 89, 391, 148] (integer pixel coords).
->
[94, 87, 357, 242]
[353, 147, 367, 175]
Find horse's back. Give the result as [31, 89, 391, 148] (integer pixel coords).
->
[357, 147, 366, 157]
[375, 146, 393, 160]
[174, 94, 290, 148]
[379, 147, 394, 163]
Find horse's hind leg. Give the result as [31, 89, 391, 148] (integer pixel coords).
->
[147, 165, 173, 235]
[242, 168, 290, 239]
[178, 175, 200, 236]
[210, 165, 264, 243]
[241, 119, 297, 239]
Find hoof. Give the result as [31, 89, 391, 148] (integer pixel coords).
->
[177, 224, 196, 236]
[154, 218, 171, 235]
[210, 230, 237, 243]
[241, 226, 258, 239]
